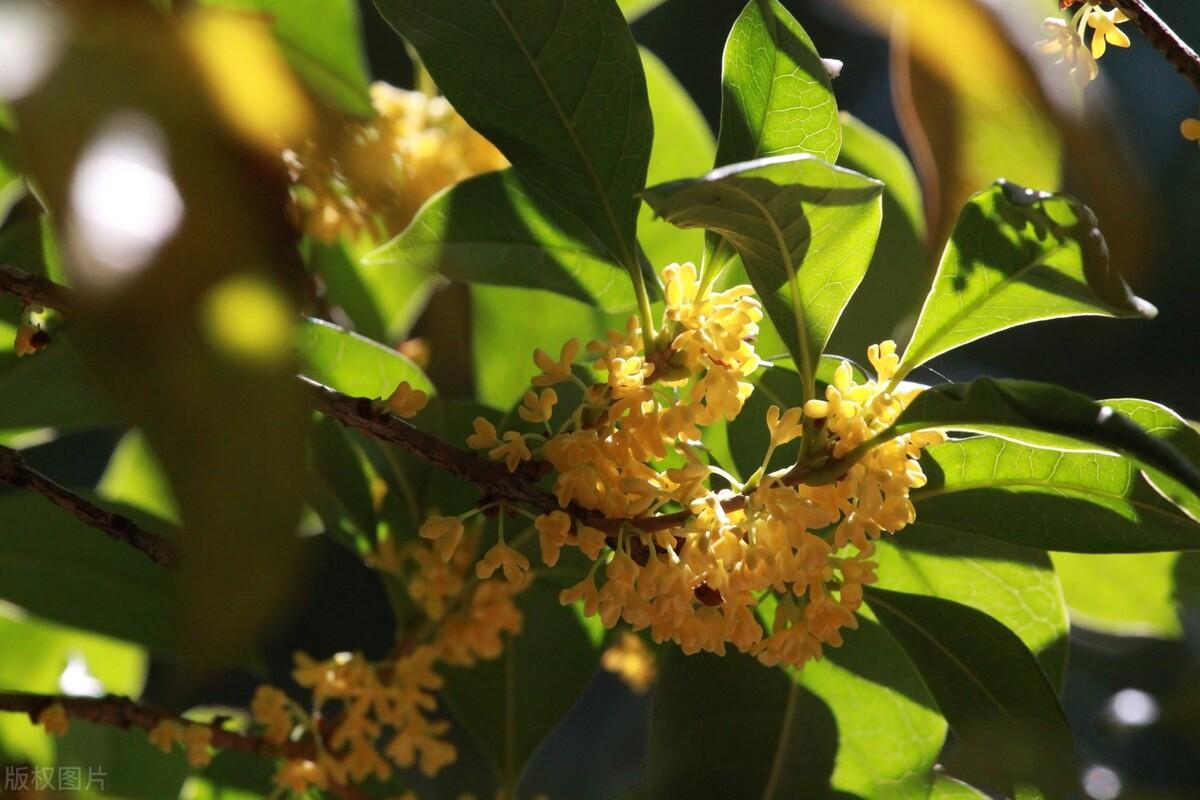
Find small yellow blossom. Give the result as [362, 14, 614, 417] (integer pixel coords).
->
[419, 515, 466, 562]
[182, 724, 214, 768]
[1039, 16, 1098, 86]
[250, 686, 292, 745]
[148, 719, 183, 753]
[466, 416, 499, 450]
[274, 759, 329, 794]
[1084, 4, 1130, 58]
[386, 380, 428, 419]
[488, 431, 532, 473]
[534, 511, 572, 567]
[37, 703, 68, 737]
[518, 388, 558, 424]
[475, 541, 531, 585]
[601, 631, 658, 694]
[765, 405, 804, 446]
[1182, 113, 1200, 143]
[532, 339, 579, 387]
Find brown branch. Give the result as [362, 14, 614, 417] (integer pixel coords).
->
[0, 444, 175, 567]
[1110, 0, 1200, 94]
[0, 264, 77, 314]
[0, 691, 314, 760]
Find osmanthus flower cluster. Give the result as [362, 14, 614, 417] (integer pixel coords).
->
[282, 82, 506, 242]
[1039, 0, 1131, 87]
[454, 264, 943, 669]
[247, 527, 526, 795]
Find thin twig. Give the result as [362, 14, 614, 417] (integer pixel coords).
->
[0, 264, 76, 314]
[1109, 0, 1200, 94]
[0, 444, 175, 567]
[0, 691, 313, 759]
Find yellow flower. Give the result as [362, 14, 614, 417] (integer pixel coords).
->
[37, 703, 69, 737]
[273, 759, 329, 794]
[475, 541, 531, 585]
[250, 686, 292, 745]
[1039, 16, 1098, 86]
[601, 631, 657, 694]
[488, 431, 532, 473]
[765, 405, 804, 446]
[386, 380, 428, 419]
[1182, 114, 1200, 143]
[182, 724, 214, 768]
[534, 511, 572, 567]
[576, 525, 608, 561]
[148, 719, 183, 753]
[532, 338, 579, 387]
[465, 416, 499, 450]
[518, 388, 558, 424]
[419, 515, 465, 562]
[1085, 5, 1130, 58]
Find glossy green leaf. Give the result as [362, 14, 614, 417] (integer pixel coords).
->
[0, 612, 146, 766]
[1050, 551, 1182, 638]
[929, 776, 989, 799]
[876, 525, 1069, 684]
[309, 417, 376, 544]
[641, 154, 882, 403]
[618, 0, 664, 20]
[864, 586, 1075, 793]
[0, 336, 115, 434]
[297, 318, 433, 399]
[638, 48, 714, 270]
[97, 429, 179, 524]
[200, 0, 373, 116]
[910, 436, 1200, 553]
[897, 182, 1155, 377]
[0, 493, 173, 652]
[440, 581, 601, 791]
[829, 113, 928, 357]
[369, 169, 634, 311]
[891, 378, 1200, 499]
[1107, 398, 1200, 522]
[715, 0, 840, 166]
[648, 649, 839, 798]
[796, 612, 946, 799]
[375, 0, 653, 270]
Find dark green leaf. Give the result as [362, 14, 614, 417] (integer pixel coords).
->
[911, 436, 1200, 553]
[638, 48, 714, 269]
[829, 113, 928, 357]
[865, 587, 1075, 794]
[375, 0, 653, 270]
[441, 581, 601, 791]
[891, 378, 1200, 498]
[58, 719, 189, 799]
[297, 318, 433, 398]
[310, 417, 376, 540]
[369, 169, 634, 311]
[897, 182, 1155, 377]
[715, 0, 840, 166]
[876, 525, 1069, 684]
[200, 0, 374, 116]
[0, 493, 173, 652]
[648, 649, 838, 799]
[641, 154, 882, 402]
[0, 335, 115, 435]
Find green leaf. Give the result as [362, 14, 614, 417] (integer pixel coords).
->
[375, 0, 653, 270]
[876, 525, 1069, 684]
[641, 154, 882, 403]
[0, 336, 115, 435]
[829, 113, 929, 357]
[910, 436, 1200, 553]
[0, 493, 173, 652]
[58, 720, 189, 799]
[648, 649, 838, 798]
[796, 613, 946, 799]
[369, 169, 634, 311]
[638, 48, 714, 269]
[618, 0, 664, 21]
[891, 378, 1200, 499]
[440, 581, 601, 791]
[1050, 551, 1182, 638]
[309, 417, 377, 543]
[1106, 398, 1200, 522]
[200, 0, 374, 116]
[897, 182, 1155, 377]
[864, 586, 1075, 793]
[929, 776, 989, 799]
[97, 429, 179, 524]
[715, 0, 840, 166]
[297, 318, 433, 399]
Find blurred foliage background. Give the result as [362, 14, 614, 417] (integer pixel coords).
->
[0, 0, 1198, 798]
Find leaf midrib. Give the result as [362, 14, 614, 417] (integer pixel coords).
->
[486, 0, 635, 268]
